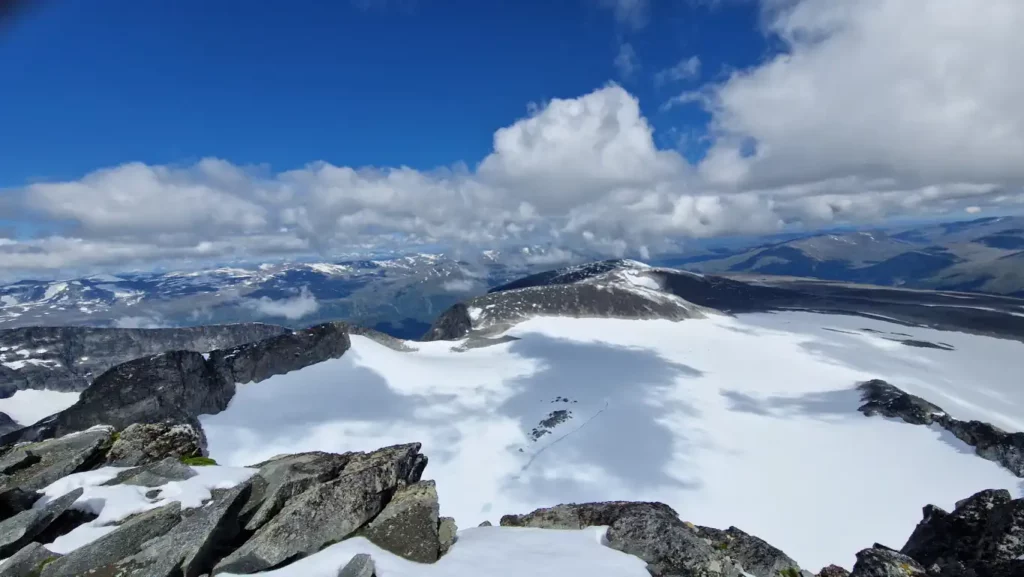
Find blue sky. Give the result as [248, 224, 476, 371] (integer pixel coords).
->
[0, 0, 767, 184]
[1, 0, 1021, 276]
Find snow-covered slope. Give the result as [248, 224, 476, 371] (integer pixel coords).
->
[200, 310, 1024, 571]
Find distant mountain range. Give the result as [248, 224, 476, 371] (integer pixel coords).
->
[677, 216, 1024, 297]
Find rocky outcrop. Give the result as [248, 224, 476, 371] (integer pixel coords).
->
[0, 323, 288, 396]
[422, 303, 473, 341]
[694, 525, 802, 577]
[0, 426, 113, 495]
[208, 321, 350, 385]
[0, 322, 352, 446]
[501, 502, 778, 577]
[104, 420, 208, 466]
[0, 488, 82, 557]
[363, 480, 444, 563]
[818, 565, 851, 577]
[858, 379, 1024, 477]
[0, 542, 61, 577]
[849, 545, 925, 577]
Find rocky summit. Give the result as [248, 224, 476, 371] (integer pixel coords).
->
[1, 419, 1023, 576]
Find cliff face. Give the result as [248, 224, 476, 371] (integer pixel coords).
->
[0, 323, 289, 396]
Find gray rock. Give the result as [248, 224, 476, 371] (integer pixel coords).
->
[0, 426, 113, 495]
[0, 412, 18, 436]
[2, 351, 232, 446]
[105, 420, 208, 467]
[857, 380, 946, 425]
[0, 323, 287, 395]
[214, 443, 424, 574]
[363, 481, 440, 563]
[41, 502, 182, 577]
[502, 502, 747, 577]
[337, 553, 375, 577]
[0, 488, 82, 557]
[208, 322, 351, 385]
[478, 520, 492, 527]
[695, 525, 801, 577]
[818, 566, 851, 577]
[975, 498, 1024, 566]
[103, 457, 198, 488]
[901, 489, 1010, 571]
[240, 451, 352, 532]
[941, 419, 1024, 477]
[110, 482, 253, 577]
[849, 545, 925, 577]
[438, 516, 457, 557]
[0, 487, 38, 521]
[422, 303, 473, 341]
[0, 542, 61, 577]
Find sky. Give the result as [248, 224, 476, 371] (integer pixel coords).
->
[1, 0, 1023, 276]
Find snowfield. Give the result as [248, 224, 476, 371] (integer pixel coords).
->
[0, 388, 80, 426]
[200, 311, 1024, 571]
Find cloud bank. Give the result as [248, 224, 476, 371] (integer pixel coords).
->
[2, 0, 1022, 277]
[242, 287, 321, 320]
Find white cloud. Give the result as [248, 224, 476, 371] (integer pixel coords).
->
[654, 56, 701, 86]
[614, 43, 640, 79]
[242, 287, 320, 320]
[112, 316, 165, 329]
[5, 0, 1024, 283]
[965, 206, 982, 214]
[441, 279, 478, 293]
[601, 0, 649, 29]
[695, 0, 1024, 190]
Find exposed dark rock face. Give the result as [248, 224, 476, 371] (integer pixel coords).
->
[694, 525, 801, 577]
[0, 323, 288, 396]
[0, 412, 18, 435]
[0, 542, 61, 577]
[240, 451, 352, 532]
[422, 302, 472, 341]
[363, 480, 443, 563]
[857, 380, 946, 425]
[208, 321, 350, 385]
[1, 323, 352, 447]
[104, 420, 208, 467]
[849, 545, 926, 577]
[213, 443, 426, 574]
[858, 379, 1024, 477]
[0, 426, 113, 495]
[818, 564, 851, 577]
[0, 488, 82, 558]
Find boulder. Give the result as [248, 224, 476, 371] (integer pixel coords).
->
[849, 545, 925, 577]
[421, 303, 472, 341]
[438, 516, 457, 556]
[857, 380, 945, 425]
[214, 443, 424, 574]
[0, 488, 82, 557]
[0, 426, 113, 495]
[694, 525, 801, 577]
[901, 489, 1011, 570]
[240, 451, 352, 532]
[0, 542, 61, 577]
[337, 553, 376, 577]
[41, 502, 182, 577]
[103, 457, 198, 488]
[109, 482, 253, 577]
[502, 502, 748, 577]
[208, 322, 351, 385]
[817, 565, 851, 577]
[105, 420, 208, 467]
[363, 480, 441, 563]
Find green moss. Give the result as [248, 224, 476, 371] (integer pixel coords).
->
[111, 431, 121, 443]
[180, 455, 218, 466]
[779, 568, 801, 577]
[716, 541, 729, 550]
[29, 556, 58, 577]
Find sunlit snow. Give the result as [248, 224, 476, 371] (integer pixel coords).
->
[201, 311, 1024, 570]
[0, 389, 80, 425]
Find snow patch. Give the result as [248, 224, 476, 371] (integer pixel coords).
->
[0, 389, 80, 425]
[39, 465, 256, 554]
[43, 282, 68, 300]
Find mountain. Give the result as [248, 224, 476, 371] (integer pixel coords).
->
[3, 260, 1022, 574]
[0, 252, 560, 339]
[684, 216, 1024, 296]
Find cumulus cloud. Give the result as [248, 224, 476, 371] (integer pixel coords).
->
[242, 287, 320, 320]
[3, 1, 1024, 278]
[112, 316, 165, 329]
[441, 279, 479, 293]
[601, 0, 649, 29]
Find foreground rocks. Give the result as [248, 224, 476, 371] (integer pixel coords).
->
[2, 420, 1023, 576]
[857, 379, 1024, 477]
